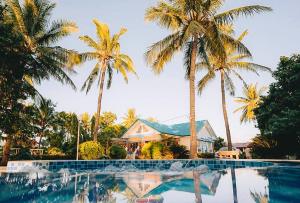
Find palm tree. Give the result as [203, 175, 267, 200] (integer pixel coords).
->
[32, 98, 57, 148]
[145, 0, 271, 158]
[79, 19, 136, 141]
[122, 108, 138, 128]
[234, 84, 267, 123]
[4, 0, 79, 89]
[197, 30, 271, 150]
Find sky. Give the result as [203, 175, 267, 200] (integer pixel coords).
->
[37, 0, 300, 143]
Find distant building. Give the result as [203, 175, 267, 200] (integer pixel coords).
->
[233, 142, 252, 159]
[121, 119, 217, 153]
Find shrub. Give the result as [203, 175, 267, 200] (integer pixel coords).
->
[141, 142, 153, 159]
[109, 145, 127, 159]
[169, 144, 190, 159]
[198, 152, 215, 158]
[79, 141, 104, 160]
[152, 142, 163, 159]
[11, 148, 33, 160]
[47, 147, 65, 156]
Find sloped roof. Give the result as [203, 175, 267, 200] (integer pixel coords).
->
[138, 119, 206, 137]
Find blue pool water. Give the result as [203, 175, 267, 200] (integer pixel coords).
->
[1, 161, 300, 203]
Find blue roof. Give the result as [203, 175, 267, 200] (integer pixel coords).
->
[138, 119, 206, 137]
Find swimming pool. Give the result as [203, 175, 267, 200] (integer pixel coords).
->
[1, 160, 300, 203]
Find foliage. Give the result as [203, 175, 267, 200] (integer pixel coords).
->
[79, 141, 104, 160]
[254, 55, 300, 158]
[235, 84, 267, 123]
[11, 148, 32, 161]
[109, 144, 127, 159]
[198, 152, 215, 159]
[122, 108, 138, 128]
[79, 18, 136, 140]
[169, 144, 189, 159]
[213, 137, 225, 151]
[47, 147, 65, 156]
[141, 142, 173, 159]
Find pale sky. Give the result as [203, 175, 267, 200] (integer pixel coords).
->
[37, 0, 300, 143]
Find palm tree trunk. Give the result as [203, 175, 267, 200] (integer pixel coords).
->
[220, 70, 233, 150]
[1, 137, 11, 166]
[189, 40, 198, 159]
[93, 61, 107, 141]
[231, 168, 238, 203]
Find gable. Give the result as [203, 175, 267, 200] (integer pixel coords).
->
[197, 121, 217, 141]
[122, 120, 160, 138]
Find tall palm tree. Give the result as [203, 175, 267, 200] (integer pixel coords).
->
[79, 19, 136, 141]
[234, 84, 267, 123]
[145, 0, 271, 158]
[198, 30, 271, 150]
[122, 108, 138, 128]
[4, 0, 79, 89]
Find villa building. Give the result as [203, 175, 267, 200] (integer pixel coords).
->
[121, 119, 217, 153]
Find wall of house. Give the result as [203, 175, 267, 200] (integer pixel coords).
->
[179, 136, 190, 150]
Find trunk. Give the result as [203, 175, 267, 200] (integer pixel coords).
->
[231, 168, 238, 203]
[1, 137, 11, 166]
[220, 70, 233, 151]
[189, 40, 198, 159]
[193, 170, 202, 203]
[38, 131, 43, 149]
[93, 61, 107, 141]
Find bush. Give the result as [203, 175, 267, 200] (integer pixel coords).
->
[169, 144, 190, 159]
[141, 142, 153, 159]
[79, 141, 104, 160]
[141, 142, 174, 159]
[109, 145, 127, 159]
[152, 142, 163, 159]
[47, 147, 65, 156]
[198, 152, 215, 158]
[10, 148, 32, 160]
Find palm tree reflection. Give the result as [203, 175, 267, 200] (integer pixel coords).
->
[231, 168, 238, 203]
[193, 170, 202, 203]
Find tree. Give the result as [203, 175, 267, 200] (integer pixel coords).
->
[197, 30, 271, 150]
[122, 108, 138, 128]
[4, 0, 79, 88]
[145, 0, 271, 158]
[255, 55, 300, 158]
[31, 98, 57, 148]
[213, 137, 225, 151]
[234, 84, 267, 123]
[79, 19, 136, 141]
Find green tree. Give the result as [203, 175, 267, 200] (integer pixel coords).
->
[145, 0, 271, 158]
[213, 137, 225, 151]
[31, 98, 57, 148]
[255, 55, 300, 158]
[4, 0, 79, 88]
[198, 30, 271, 150]
[234, 84, 267, 123]
[79, 19, 136, 141]
[122, 108, 138, 128]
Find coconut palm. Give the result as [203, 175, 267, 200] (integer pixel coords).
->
[197, 30, 271, 150]
[122, 108, 138, 128]
[234, 84, 267, 123]
[145, 0, 271, 157]
[4, 0, 79, 89]
[79, 19, 136, 141]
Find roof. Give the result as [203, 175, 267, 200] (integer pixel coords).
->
[138, 119, 206, 137]
[232, 142, 251, 148]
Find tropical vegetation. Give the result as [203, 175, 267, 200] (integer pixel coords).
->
[145, 0, 271, 157]
[197, 30, 271, 150]
[79, 19, 136, 141]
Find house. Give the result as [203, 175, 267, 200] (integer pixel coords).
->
[121, 119, 217, 153]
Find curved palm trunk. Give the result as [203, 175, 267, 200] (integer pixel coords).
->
[1, 137, 11, 166]
[231, 168, 238, 203]
[190, 40, 198, 159]
[93, 62, 107, 141]
[220, 70, 233, 150]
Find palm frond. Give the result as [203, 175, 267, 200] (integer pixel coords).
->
[81, 63, 100, 93]
[224, 71, 235, 96]
[197, 70, 216, 94]
[79, 35, 99, 50]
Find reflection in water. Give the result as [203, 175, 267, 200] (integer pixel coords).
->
[193, 170, 202, 203]
[231, 168, 238, 203]
[0, 166, 300, 203]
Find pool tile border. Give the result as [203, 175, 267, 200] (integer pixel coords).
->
[7, 159, 273, 172]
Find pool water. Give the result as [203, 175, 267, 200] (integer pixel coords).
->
[0, 165, 300, 203]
